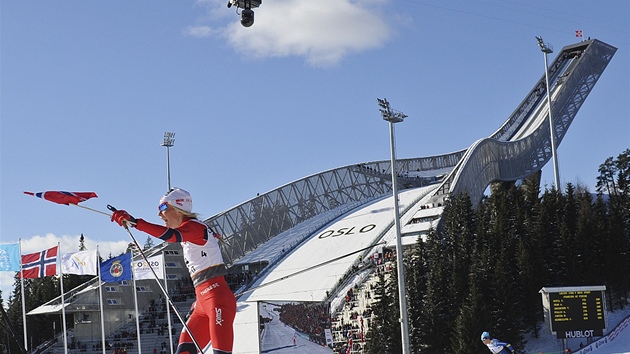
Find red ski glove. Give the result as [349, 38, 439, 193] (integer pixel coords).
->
[111, 210, 137, 227]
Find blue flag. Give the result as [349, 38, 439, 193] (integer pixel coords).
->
[0, 243, 21, 271]
[100, 253, 132, 282]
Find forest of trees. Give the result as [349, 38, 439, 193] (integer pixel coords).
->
[364, 148, 630, 354]
[1, 149, 628, 354]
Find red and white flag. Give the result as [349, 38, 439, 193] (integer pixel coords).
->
[575, 30, 583, 37]
[20, 246, 58, 278]
[24, 191, 98, 205]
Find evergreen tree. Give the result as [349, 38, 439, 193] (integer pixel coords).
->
[481, 183, 525, 349]
[417, 223, 453, 352]
[592, 194, 609, 283]
[574, 186, 599, 285]
[596, 149, 630, 309]
[596, 156, 618, 196]
[452, 246, 492, 354]
[363, 271, 401, 354]
[6, 273, 60, 352]
[438, 192, 481, 352]
[407, 232, 429, 352]
[385, 265, 403, 354]
[125, 242, 138, 256]
[559, 183, 580, 284]
[442, 193, 476, 315]
[517, 173, 545, 336]
[5, 275, 24, 354]
[27, 276, 59, 346]
[538, 187, 566, 285]
[144, 235, 155, 250]
[79, 233, 87, 251]
[0, 288, 7, 353]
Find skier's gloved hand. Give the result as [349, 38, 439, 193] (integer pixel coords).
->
[111, 210, 137, 227]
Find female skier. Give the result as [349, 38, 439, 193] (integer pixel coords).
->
[111, 188, 236, 354]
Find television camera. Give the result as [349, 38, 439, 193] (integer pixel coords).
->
[227, 0, 262, 27]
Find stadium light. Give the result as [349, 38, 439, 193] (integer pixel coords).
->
[536, 36, 561, 190]
[161, 132, 175, 192]
[377, 98, 411, 354]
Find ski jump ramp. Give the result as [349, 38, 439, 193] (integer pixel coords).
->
[206, 38, 616, 269]
[202, 39, 615, 353]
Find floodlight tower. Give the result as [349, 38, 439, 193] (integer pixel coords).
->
[161, 132, 175, 192]
[536, 36, 561, 190]
[377, 97, 411, 354]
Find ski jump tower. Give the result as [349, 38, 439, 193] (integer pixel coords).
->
[205, 39, 616, 267]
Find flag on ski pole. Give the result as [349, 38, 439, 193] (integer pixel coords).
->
[0, 243, 21, 272]
[20, 246, 58, 278]
[100, 253, 132, 283]
[24, 191, 98, 205]
[61, 249, 98, 275]
[24, 190, 111, 217]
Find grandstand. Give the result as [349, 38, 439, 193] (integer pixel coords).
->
[28, 39, 615, 354]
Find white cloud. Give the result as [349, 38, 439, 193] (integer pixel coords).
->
[184, 25, 215, 38]
[18, 233, 130, 258]
[197, 0, 394, 66]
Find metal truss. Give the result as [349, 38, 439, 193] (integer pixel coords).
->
[205, 153, 465, 266]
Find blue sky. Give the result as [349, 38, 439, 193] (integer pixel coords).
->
[1, 0, 628, 298]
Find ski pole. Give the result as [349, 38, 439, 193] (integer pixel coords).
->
[107, 205, 205, 354]
[70, 203, 112, 217]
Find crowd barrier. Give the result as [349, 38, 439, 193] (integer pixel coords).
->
[573, 314, 630, 354]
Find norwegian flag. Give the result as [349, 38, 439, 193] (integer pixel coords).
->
[20, 246, 58, 278]
[24, 191, 98, 205]
[575, 30, 583, 37]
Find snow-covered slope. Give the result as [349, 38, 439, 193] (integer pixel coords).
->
[524, 306, 630, 354]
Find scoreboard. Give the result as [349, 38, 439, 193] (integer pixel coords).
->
[540, 286, 606, 339]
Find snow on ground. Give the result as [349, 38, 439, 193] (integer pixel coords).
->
[258, 303, 332, 354]
[524, 305, 630, 354]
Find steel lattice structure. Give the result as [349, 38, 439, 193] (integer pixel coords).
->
[205, 39, 616, 266]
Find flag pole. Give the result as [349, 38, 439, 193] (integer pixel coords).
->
[59, 242, 69, 354]
[162, 254, 174, 354]
[19, 238, 28, 352]
[132, 275, 142, 354]
[97, 246, 106, 354]
[70, 203, 112, 217]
